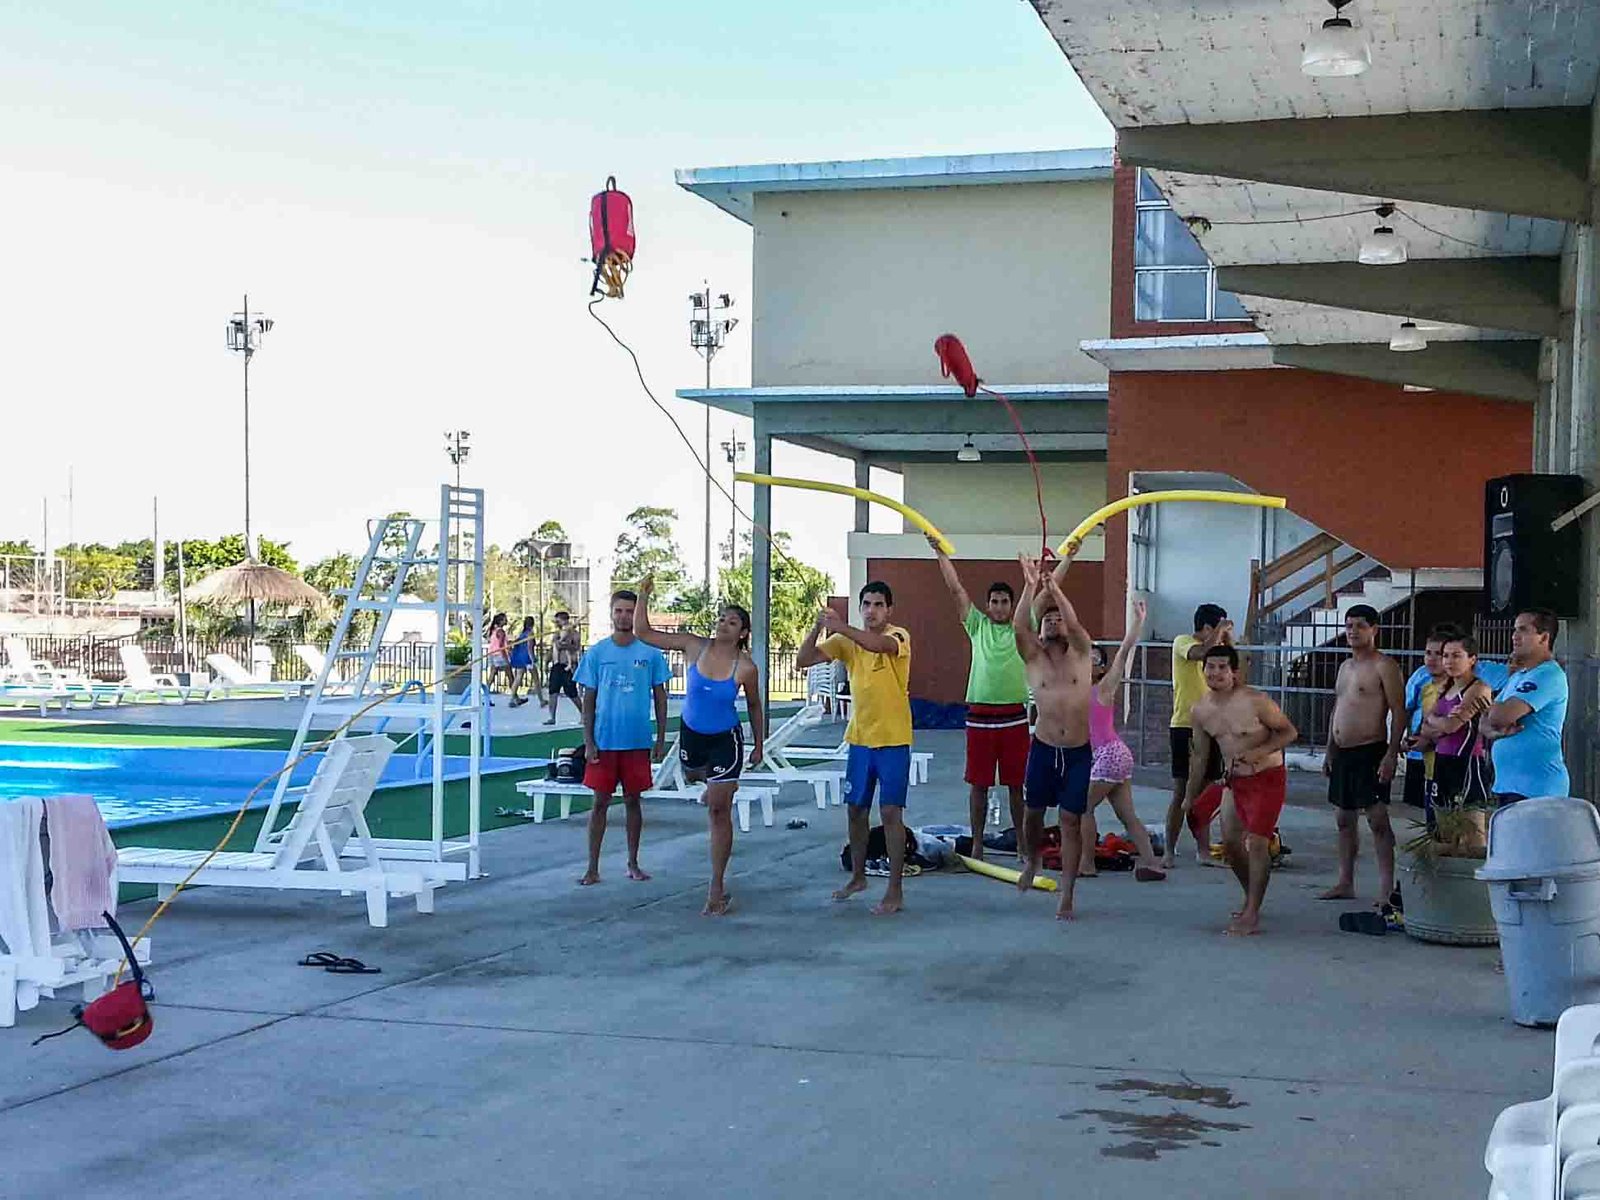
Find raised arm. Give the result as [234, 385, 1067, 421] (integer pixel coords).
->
[632, 574, 705, 655]
[1187, 618, 1234, 661]
[739, 654, 765, 767]
[1034, 544, 1076, 616]
[926, 533, 972, 624]
[1096, 598, 1147, 706]
[1043, 572, 1093, 656]
[819, 607, 901, 656]
[795, 610, 830, 669]
[1013, 553, 1045, 662]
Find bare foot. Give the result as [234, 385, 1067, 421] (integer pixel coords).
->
[578, 871, 601, 886]
[1015, 862, 1037, 892]
[871, 893, 903, 916]
[626, 864, 651, 881]
[1055, 902, 1076, 922]
[832, 879, 868, 902]
[1079, 866, 1099, 878]
[1197, 852, 1226, 869]
[1226, 913, 1261, 936]
[1160, 855, 1176, 870]
[1317, 884, 1356, 900]
[702, 891, 733, 916]
[967, 847, 984, 863]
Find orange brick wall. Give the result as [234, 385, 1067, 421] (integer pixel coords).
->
[866, 557, 1106, 705]
[1102, 368, 1534, 632]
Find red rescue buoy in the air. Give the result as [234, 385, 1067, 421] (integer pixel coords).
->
[589, 176, 636, 299]
[934, 333, 980, 398]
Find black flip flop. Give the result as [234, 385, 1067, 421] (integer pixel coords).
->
[297, 951, 342, 967]
[323, 957, 381, 975]
[1338, 911, 1387, 936]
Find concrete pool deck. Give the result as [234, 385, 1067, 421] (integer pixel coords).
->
[1, 727, 1548, 1199]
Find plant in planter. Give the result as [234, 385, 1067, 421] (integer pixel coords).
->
[1397, 801, 1497, 945]
[443, 629, 474, 694]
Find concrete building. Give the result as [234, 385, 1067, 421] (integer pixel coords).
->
[1026, 0, 1597, 793]
[676, 151, 1116, 705]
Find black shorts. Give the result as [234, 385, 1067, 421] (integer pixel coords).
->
[548, 662, 578, 699]
[1424, 753, 1494, 822]
[1170, 727, 1223, 783]
[1328, 742, 1393, 811]
[680, 724, 743, 783]
[1402, 758, 1426, 809]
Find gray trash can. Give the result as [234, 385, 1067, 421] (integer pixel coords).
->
[1477, 798, 1600, 1027]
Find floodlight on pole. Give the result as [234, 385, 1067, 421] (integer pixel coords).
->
[226, 295, 273, 562]
[444, 429, 472, 625]
[690, 285, 738, 597]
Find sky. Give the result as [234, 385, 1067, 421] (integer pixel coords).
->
[0, 0, 1111, 593]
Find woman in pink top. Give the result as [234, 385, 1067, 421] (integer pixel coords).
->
[485, 612, 511, 698]
[1415, 633, 1495, 826]
[1079, 600, 1165, 881]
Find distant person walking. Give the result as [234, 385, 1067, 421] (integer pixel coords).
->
[576, 590, 671, 886]
[796, 582, 913, 917]
[544, 610, 582, 725]
[1163, 604, 1232, 869]
[633, 574, 764, 917]
[1482, 608, 1570, 803]
[1320, 605, 1406, 908]
[927, 534, 1029, 863]
[508, 616, 538, 708]
[486, 612, 511, 698]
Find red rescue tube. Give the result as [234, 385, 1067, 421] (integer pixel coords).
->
[589, 177, 635, 298]
[934, 333, 980, 398]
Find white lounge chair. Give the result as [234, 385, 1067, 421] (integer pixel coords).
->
[2, 637, 121, 708]
[117, 735, 440, 927]
[204, 652, 311, 700]
[117, 645, 199, 704]
[295, 644, 396, 697]
[0, 796, 147, 1029]
[651, 727, 845, 811]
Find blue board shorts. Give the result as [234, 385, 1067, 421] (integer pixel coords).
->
[843, 744, 911, 809]
[1024, 738, 1092, 815]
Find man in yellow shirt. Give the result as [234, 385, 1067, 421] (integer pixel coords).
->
[1163, 603, 1232, 869]
[796, 581, 912, 916]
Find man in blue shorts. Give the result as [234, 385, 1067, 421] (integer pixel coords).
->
[797, 582, 913, 916]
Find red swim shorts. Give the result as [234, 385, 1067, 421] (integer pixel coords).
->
[965, 706, 1030, 788]
[583, 749, 654, 797]
[1189, 765, 1287, 839]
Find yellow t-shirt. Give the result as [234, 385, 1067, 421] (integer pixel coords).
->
[822, 624, 912, 748]
[1171, 634, 1206, 729]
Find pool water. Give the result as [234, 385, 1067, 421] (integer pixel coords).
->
[0, 743, 542, 829]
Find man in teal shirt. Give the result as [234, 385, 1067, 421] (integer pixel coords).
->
[929, 536, 1030, 861]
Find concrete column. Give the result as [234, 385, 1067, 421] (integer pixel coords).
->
[853, 459, 871, 533]
[751, 407, 772, 720]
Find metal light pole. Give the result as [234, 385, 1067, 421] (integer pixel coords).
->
[226, 295, 273, 636]
[721, 434, 746, 567]
[444, 430, 471, 625]
[690, 286, 737, 601]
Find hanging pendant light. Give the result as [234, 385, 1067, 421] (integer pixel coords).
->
[1358, 204, 1407, 265]
[1389, 322, 1427, 353]
[956, 437, 981, 463]
[1302, 0, 1371, 77]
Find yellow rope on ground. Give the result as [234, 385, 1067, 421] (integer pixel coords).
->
[1058, 490, 1287, 558]
[735, 473, 956, 555]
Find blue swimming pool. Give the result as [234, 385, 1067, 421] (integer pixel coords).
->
[0, 743, 543, 829]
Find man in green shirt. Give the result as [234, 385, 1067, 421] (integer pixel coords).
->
[929, 535, 1030, 861]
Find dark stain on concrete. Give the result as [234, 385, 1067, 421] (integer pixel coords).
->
[1096, 1077, 1245, 1110]
[1076, 1107, 1249, 1160]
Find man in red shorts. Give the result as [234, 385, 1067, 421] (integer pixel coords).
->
[1184, 645, 1298, 936]
[929, 535, 1030, 862]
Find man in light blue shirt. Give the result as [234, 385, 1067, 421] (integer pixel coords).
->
[1483, 608, 1570, 802]
[575, 589, 671, 885]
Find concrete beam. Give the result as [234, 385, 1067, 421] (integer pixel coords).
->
[862, 450, 1107, 465]
[773, 433, 865, 460]
[1217, 258, 1562, 338]
[1121, 108, 1592, 223]
[756, 400, 1105, 438]
[750, 411, 772, 719]
[1270, 340, 1541, 404]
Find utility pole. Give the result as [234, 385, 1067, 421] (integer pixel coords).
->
[226, 295, 274, 563]
[690, 286, 737, 601]
[444, 430, 471, 625]
[721, 433, 747, 566]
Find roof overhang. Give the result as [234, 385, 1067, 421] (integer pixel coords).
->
[674, 148, 1114, 223]
[1078, 333, 1274, 373]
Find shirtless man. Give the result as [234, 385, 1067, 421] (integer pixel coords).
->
[1321, 604, 1406, 906]
[1184, 645, 1298, 935]
[544, 611, 582, 726]
[1013, 554, 1094, 920]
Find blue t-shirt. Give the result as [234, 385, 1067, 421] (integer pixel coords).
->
[1491, 659, 1570, 799]
[574, 637, 671, 751]
[1403, 664, 1432, 760]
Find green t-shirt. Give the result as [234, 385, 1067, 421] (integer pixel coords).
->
[963, 606, 1028, 705]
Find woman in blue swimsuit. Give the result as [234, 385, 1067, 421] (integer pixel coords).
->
[634, 573, 764, 916]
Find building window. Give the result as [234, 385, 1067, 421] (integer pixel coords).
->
[1133, 169, 1250, 323]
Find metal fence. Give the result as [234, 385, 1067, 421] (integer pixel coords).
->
[14, 633, 811, 701]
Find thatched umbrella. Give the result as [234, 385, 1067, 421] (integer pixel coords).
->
[187, 560, 325, 638]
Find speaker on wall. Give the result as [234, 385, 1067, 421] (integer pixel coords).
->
[1484, 473, 1584, 619]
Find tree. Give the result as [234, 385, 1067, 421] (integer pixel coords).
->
[64, 544, 137, 599]
[692, 533, 834, 651]
[611, 506, 686, 598]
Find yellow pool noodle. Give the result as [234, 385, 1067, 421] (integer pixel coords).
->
[957, 854, 1058, 892]
[735, 472, 956, 555]
[1058, 490, 1287, 557]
